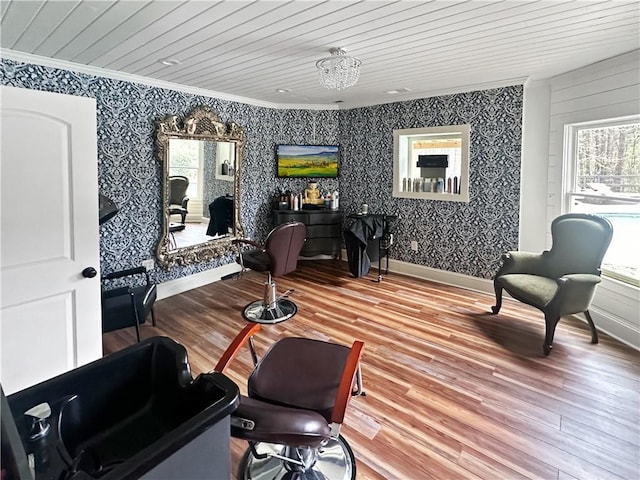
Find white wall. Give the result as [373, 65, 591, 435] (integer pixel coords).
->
[520, 80, 551, 253]
[522, 49, 640, 349]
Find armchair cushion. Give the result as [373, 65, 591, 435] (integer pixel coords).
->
[497, 274, 558, 308]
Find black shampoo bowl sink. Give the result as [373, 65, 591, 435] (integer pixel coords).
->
[6, 336, 239, 479]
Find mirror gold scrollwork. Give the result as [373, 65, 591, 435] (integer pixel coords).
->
[155, 105, 245, 269]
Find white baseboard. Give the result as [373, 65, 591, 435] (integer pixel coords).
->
[586, 308, 640, 350]
[156, 263, 242, 300]
[385, 258, 494, 295]
[588, 277, 640, 350]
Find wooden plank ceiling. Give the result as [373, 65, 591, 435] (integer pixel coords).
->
[1, 0, 639, 108]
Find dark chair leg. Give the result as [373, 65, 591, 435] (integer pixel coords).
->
[126, 291, 142, 342]
[543, 313, 560, 356]
[150, 308, 157, 327]
[583, 310, 599, 344]
[134, 321, 141, 342]
[491, 281, 503, 314]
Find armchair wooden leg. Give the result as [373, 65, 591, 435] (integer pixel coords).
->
[543, 314, 560, 356]
[583, 310, 599, 344]
[491, 281, 503, 314]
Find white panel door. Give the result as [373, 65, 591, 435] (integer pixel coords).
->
[0, 86, 102, 394]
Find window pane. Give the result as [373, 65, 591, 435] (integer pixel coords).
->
[570, 121, 640, 285]
[169, 139, 201, 199]
[571, 197, 640, 285]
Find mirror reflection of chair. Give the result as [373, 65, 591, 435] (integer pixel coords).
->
[491, 213, 613, 356]
[215, 324, 365, 480]
[233, 221, 306, 324]
[168, 175, 189, 224]
[101, 267, 157, 342]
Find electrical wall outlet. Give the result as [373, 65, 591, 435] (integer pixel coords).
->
[410, 240, 418, 251]
[142, 259, 155, 271]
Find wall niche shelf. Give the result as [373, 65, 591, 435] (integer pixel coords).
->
[392, 124, 470, 203]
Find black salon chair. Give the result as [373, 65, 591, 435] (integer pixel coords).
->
[215, 324, 365, 480]
[491, 213, 613, 356]
[169, 175, 189, 224]
[233, 221, 306, 324]
[101, 267, 157, 342]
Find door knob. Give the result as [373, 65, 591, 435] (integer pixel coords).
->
[82, 267, 97, 278]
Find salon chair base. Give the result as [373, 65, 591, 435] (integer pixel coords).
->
[242, 279, 298, 324]
[243, 299, 298, 324]
[238, 435, 356, 480]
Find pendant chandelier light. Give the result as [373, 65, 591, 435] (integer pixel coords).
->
[316, 48, 361, 90]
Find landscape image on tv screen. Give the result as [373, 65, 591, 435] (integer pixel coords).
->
[277, 145, 339, 178]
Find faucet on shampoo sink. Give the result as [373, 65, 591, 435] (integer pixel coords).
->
[25, 402, 51, 440]
[24, 402, 52, 474]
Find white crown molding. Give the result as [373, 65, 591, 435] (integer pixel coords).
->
[0, 49, 337, 111]
[523, 77, 550, 89]
[2, 49, 528, 111]
[340, 77, 529, 110]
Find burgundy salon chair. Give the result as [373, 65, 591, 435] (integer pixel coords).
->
[215, 324, 365, 480]
[233, 221, 306, 324]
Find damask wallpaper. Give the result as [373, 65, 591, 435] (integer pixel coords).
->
[338, 86, 523, 279]
[0, 58, 339, 284]
[1, 57, 522, 283]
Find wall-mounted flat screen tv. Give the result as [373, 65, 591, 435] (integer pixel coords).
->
[276, 144, 339, 178]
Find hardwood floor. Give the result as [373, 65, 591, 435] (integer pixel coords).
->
[103, 260, 640, 480]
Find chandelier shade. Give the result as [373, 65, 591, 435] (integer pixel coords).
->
[316, 48, 361, 90]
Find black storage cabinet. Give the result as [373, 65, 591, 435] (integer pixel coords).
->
[274, 209, 343, 258]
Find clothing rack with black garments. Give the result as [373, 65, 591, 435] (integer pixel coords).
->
[207, 195, 233, 237]
[345, 213, 399, 281]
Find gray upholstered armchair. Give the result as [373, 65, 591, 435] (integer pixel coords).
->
[491, 213, 613, 356]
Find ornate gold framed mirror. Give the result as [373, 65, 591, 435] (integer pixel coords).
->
[155, 105, 245, 269]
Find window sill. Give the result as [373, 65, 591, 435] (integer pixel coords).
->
[603, 268, 640, 288]
[392, 190, 470, 202]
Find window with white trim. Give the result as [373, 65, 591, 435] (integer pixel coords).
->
[564, 116, 640, 287]
[168, 138, 203, 200]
